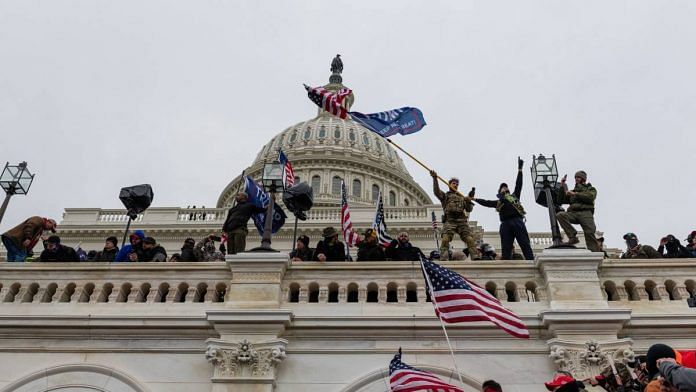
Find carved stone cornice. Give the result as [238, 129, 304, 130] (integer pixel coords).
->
[547, 338, 634, 380]
[205, 338, 288, 383]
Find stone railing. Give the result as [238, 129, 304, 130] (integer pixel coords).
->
[2, 257, 695, 308]
[0, 262, 230, 304]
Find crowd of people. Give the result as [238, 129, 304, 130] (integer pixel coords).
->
[481, 343, 696, 391]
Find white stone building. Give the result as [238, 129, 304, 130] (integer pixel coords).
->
[1, 61, 694, 392]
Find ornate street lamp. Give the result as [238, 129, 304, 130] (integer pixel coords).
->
[0, 162, 35, 225]
[530, 154, 571, 248]
[251, 161, 285, 252]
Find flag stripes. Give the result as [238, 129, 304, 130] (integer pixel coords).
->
[421, 258, 530, 339]
[373, 192, 393, 247]
[341, 181, 359, 246]
[389, 349, 464, 392]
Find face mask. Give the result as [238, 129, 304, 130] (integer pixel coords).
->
[627, 239, 638, 248]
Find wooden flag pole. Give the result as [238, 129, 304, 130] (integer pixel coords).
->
[384, 138, 470, 200]
[419, 259, 465, 387]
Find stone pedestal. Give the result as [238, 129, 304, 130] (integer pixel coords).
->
[536, 248, 633, 379]
[226, 252, 289, 308]
[206, 253, 293, 391]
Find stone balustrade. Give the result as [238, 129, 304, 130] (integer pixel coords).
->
[1, 258, 694, 308]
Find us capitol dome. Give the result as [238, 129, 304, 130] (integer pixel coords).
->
[216, 57, 432, 210]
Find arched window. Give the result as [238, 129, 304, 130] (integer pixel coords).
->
[372, 184, 380, 201]
[303, 128, 312, 140]
[389, 191, 396, 206]
[289, 130, 298, 143]
[334, 126, 341, 139]
[362, 133, 370, 146]
[318, 125, 326, 138]
[332, 176, 342, 195]
[376, 139, 383, 152]
[348, 129, 356, 142]
[352, 179, 362, 198]
[311, 175, 321, 193]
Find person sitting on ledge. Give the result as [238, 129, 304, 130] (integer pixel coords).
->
[620, 233, 661, 259]
[357, 228, 385, 261]
[290, 235, 314, 261]
[95, 236, 119, 262]
[140, 237, 167, 262]
[313, 227, 345, 262]
[39, 235, 79, 262]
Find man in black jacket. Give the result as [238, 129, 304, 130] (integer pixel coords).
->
[385, 232, 423, 261]
[39, 235, 80, 262]
[180, 237, 203, 261]
[141, 237, 168, 262]
[222, 192, 267, 254]
[95, 236, 119, 262]
[474, 158, 534, 260]
[313, 227, 345, 262]
[357, 229, 385, 261]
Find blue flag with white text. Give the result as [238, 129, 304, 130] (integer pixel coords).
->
[350, 107, 426, 137]
[244, 176, 286, 235]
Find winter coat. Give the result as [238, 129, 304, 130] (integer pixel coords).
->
[1, 216, 48, 252]
[621, 245, 662, 259]
[475, 170, 526, 221]
[357, 242, 385, 261]
[313, 239, 345, 261]
[142, 244, 167, 262]
[39, 245, 80, 262]
[95, 247, 119, 262]
[180, 245, 203, 262]
[289, 247, 314, 261]
[557, 183, 597, 212]
[659, 361, 696, 391]
[222, 201, 266, 232]
[115, 230, 146, 262]
[658, 243, 691, 258]
[385, 241, 423, 261]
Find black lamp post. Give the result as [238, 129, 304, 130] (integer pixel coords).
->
[250, 161, 285, 252]
[0, 162, 35, 225]
[531, 154, 572, 248]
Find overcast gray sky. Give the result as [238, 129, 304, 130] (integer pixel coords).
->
[1, 1, 694, 249]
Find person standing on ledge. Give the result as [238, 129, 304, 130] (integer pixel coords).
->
[222, 192, 266, 254]
[474, 157, 534, 260]
[430, 170, 477, 261]
[556, 170, 600, 251]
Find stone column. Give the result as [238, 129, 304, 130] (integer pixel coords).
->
[537, 249, 633, 379]
[226, 252, 289, 308]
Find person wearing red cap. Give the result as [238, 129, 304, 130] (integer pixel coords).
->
[545, 372, 585, 391]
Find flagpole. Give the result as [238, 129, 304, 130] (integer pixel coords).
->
[419, 259, 465, 387]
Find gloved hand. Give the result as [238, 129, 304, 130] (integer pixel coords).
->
[518, 156, 524, 170]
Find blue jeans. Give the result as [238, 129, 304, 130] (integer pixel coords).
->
[1, 235, 27, 262]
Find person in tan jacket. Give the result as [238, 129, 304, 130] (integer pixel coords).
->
[1, 216, 56, 262]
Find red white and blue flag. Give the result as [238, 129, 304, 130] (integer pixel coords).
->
[421, 258, 530, 339]
[278, 150, 295, 188]
[304, 84, 351, 119]
[389, 348, 464, 392]
[341, 181, 359, 247]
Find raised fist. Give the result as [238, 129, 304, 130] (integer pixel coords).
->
[429, 170, 437, 178]
[518, 156, 524, 169]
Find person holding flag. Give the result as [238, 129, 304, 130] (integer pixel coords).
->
[221, 192, 266, 254]
[430, 170, 478, 261]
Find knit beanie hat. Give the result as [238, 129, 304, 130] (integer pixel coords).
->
[106, 236, 118, 247]
[297, 235, 310, 248]
[574, 171, 587, 181]
[647, 343, 676, 379]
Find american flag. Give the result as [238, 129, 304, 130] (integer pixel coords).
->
[341, 181, 359, 246]
[304, 84, 351, 119]
[421, 258, 530, 339]
[278, 150, 295, 188]
[431, 211, 439, 231]
[372, 192, 394, 247]
[389, 348, 464, 392]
